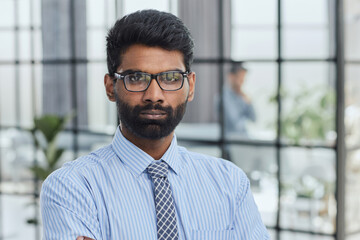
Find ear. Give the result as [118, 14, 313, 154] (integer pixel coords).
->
[104, 74, 116, 102]
[187, 72, 196, 102]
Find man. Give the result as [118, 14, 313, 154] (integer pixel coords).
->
[223, 63, 256, 137]
[41, 10, 270, 239]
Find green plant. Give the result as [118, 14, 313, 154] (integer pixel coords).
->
[26, 113, 72, 225]
[271, 85, 335, 145]
[29, 114, 72, 181]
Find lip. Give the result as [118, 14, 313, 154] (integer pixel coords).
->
[140, 110, 167, 119]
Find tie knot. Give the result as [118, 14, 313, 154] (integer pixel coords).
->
[147, 161, 168, 178]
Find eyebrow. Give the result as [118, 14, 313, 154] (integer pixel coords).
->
[118, 68, 185, 74]
[118, 69, 138, 75]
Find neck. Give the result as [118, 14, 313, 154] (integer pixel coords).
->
[120, 125, 174, 160]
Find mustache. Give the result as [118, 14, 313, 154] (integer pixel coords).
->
[134, 104, 173, 114]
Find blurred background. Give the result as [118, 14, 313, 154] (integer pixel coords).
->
[0, 0, 360, 239]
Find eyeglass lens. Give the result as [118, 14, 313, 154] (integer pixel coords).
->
[124, 71, 185, 91]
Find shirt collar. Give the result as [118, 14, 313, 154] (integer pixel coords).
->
[111, 127, 181, 177]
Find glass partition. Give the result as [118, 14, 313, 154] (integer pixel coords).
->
[230, 145, 278, 227]
[1, 195, 37, 240]
[231, 0, 277, 60]
[280, 147, 336, 234]
[281, 62, 336, 145]
[0, 129, 34, 195]
[282, 0, 333, 59]
[0, 65, 16, 126]
[280, 231, 335, 240]
[344, 1, 360, 238]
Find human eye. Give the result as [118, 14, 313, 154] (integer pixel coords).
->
[126, 74, 137, 82]
[127, 73, 147, 82]
[161, 72, 182, 83]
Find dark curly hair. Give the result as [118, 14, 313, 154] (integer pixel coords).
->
[106, 9, 194, 76]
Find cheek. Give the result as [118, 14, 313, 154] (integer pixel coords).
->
[165, 91, 188, 105]
[115, 83, 141, 103]
[114, 90, 133, 106]
[182, 82, 190, 96]
[182, 90, 191, 102]
[179, 85, 190, 100]
[123, 94, 143, 105]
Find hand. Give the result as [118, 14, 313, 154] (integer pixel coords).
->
[76, 237, 95, 240]
[238, 91, 251, 104]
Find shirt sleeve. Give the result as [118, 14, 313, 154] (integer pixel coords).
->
[243, 102, 256, 122]
[233, 176, 270, 239]
[40, 171, 101, 240]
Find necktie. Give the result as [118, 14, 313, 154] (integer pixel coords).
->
[147, 161, 179, 240]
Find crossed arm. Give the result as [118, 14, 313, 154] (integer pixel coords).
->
[41, 173, 102, 239]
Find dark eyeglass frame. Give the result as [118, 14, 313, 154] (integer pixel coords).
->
[114, 70, 190, 92]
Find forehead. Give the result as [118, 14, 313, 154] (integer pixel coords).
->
[118, 44, 185, 73]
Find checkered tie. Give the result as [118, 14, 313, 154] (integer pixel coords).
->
[147, 161, 179, 240]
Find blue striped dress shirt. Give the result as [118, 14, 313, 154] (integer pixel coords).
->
[40, 127, 270, 239]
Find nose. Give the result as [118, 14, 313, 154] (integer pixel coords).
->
[142, 78, 165, 103]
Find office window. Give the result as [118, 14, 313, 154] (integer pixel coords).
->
[281, 62, 336, 145]
[231, 0, 277, 60]
[230, 145, 278, 227]
[0, 0, 15, 27]
[0, 31, 15, 61]
[280, 147, 336, 234]
[1, 195, 37, 239]
[282, 0, 333, 58]
[344, 0, 360, 238]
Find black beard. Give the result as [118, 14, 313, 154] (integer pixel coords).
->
[115, 95, 187, 140]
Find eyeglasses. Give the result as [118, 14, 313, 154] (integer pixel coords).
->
[114, 70, 189, 92]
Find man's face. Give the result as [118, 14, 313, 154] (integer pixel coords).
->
[105, 44, 196, 140]
[229, 70, 246, 90]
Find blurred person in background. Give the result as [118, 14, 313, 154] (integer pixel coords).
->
[40, 9, 269, 240]
[223, 62, 256, 137]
